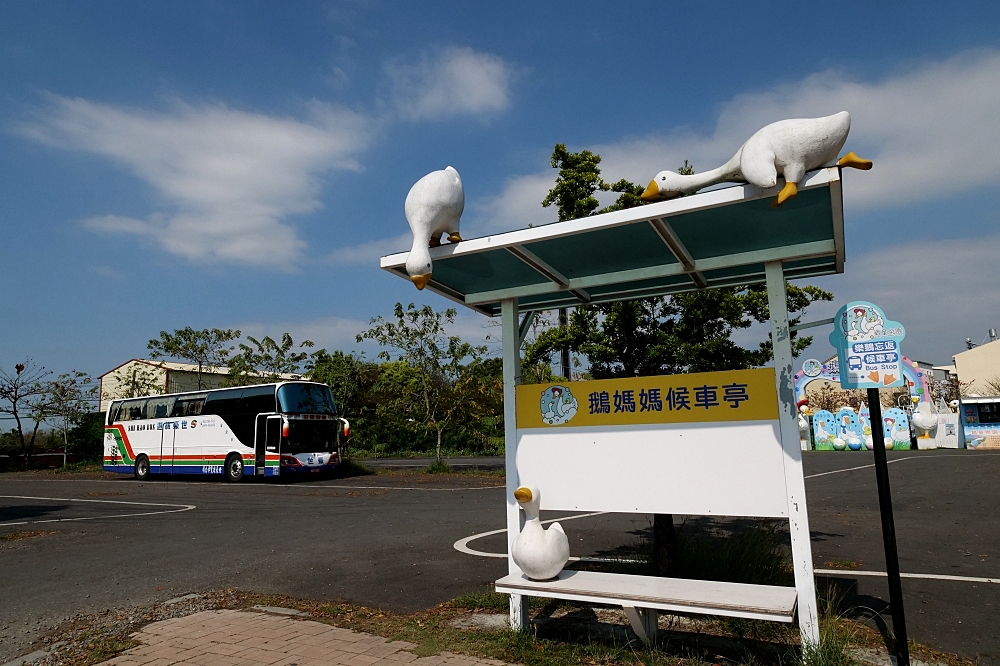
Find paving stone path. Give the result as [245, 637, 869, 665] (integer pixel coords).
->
[102, 609, 510, 666]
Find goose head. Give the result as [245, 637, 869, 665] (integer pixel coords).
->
[641, 170, 688, 202]
[405, 244, 433, 290]
[514, 486, 541, 514]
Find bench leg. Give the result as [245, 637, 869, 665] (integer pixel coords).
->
[509, 594, 528, 631]
[623, 606, 657, 645]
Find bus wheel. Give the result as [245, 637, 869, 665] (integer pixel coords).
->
[225, 454, 244, 483]
[134, 455, 150, 481]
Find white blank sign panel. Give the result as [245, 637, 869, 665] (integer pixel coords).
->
[516, 421, 789, 518]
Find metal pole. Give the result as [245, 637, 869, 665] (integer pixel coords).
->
[867, 388, 910, 666]
[502, 298, 528, 630]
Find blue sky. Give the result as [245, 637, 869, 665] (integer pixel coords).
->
[3, 1, 1000, 380]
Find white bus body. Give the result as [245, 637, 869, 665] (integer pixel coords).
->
[103, 381, 347, 481]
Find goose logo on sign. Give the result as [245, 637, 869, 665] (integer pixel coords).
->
[830, 301, 905, 389]
[539, 385, 578, 425]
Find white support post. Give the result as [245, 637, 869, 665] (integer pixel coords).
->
[501, 297, 529, 630]
[622, 606, 658, 646]
[765, 261, 820, 648]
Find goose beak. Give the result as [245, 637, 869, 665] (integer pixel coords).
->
[410, 273, 432, 290]
[640, 180, 662, 202]
[513, 487, 532, 502]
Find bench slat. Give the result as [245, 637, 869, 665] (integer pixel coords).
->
[496, 570, 797, 622]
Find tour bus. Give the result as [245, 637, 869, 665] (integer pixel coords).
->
[103, 381, 350, 482]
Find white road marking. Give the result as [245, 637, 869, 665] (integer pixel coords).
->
[0, 495, 196, 526]
[454, 511, 608, 559]
[814, 569, 1000, 584]
[804, 451, 1000, 479]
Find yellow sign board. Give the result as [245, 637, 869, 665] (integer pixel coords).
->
[516, 368, 778, 428]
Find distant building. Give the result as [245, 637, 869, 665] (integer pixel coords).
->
[98, 360, 231, 412]
[98, 359, 302, 412]
[952, 339, 1000, 395]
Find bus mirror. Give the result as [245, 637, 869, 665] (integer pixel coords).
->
[340, 418, 350, 438]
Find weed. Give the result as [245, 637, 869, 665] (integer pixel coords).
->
[53, 461, 105, 474]
[426, 460, 452, 474]
[674, 521, 792, 586]
[800, 621, 861, 666]
[332, 458, 375, 478]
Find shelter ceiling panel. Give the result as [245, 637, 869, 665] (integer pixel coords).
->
[522, 223, 678, 280]
[669, 188, 834, 261]
[429, 249, 550, 295]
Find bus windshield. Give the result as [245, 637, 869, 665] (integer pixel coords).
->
[277, 383, 336, 415]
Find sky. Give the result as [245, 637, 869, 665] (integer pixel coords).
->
[2, 1, 1000, 380]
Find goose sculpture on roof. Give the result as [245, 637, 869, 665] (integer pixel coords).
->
[404, 166, 464, 290]
[640, 111, 872, 207]
[511, 486, 570, 580]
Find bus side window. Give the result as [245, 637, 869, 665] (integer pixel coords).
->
[241, 385, 276, 415]
[203, 389, 243, 416]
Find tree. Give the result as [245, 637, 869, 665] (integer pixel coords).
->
[0, 360, 51, 465]
[358, 303, 487, 463]
[227, 333, 314, 385]
[542, 144, 610, 378]
[46, 371, 97, 467]
[148, 327, 241, 389]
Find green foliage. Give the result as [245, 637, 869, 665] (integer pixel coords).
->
[67, 411, 105, 461]
[227, 333, 314, 385]
[357, 303, 490, 462]
[425, 459, 452, 474]
[530, 148, 834, 378]
[541, 144, 608, 221]
[148, 327, 240, 389]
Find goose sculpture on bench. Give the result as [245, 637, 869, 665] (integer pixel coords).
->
[640, 111, 872, 207]
[511, 486, 570, 581]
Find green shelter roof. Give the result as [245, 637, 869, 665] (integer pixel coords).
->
[381, 167, 845, 317]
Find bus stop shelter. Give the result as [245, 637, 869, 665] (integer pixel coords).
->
[381, 166, 847, 647]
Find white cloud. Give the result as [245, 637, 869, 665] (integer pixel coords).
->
[387, 46, 513, 121]
[17, 94, 372, 268]
[805, 233, 1000, 365]
[465, 171, 557, 236]
[598, 48, 1000, 210]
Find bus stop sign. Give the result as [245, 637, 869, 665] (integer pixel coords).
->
[829, 301, 906, 389]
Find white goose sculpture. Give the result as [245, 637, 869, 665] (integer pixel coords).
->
[511, 486, 570, 581]
[404, 166, 464, 290]
[640, 112, 872, 207]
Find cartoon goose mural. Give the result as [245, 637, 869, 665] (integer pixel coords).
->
[640, 112, 872, 207]
[404, 167, 464, 290]
[511, 486, 570, 581]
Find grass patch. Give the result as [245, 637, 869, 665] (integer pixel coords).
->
[54, 461, 105, 474]
[824, 560, 864, 570]
[80, 635, 140, 665]
[332, 458, 376, 478]
[426, 460, 452, 474]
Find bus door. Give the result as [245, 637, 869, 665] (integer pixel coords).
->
[159, 423, 176, 474]
[254, 415, 281, 476]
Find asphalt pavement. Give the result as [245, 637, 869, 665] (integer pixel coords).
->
[0, 449, 997, 664]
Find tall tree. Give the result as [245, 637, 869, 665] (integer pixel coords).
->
[358, 303, 487, 463]
[46, 371, 97, 467]
[541, 144, 610, 378]
[228, 334, 314, 385]
[0, 360, 51, 465]
[148, 327, 241, 389]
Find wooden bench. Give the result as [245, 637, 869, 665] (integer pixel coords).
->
[496, 570, 797, 644]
